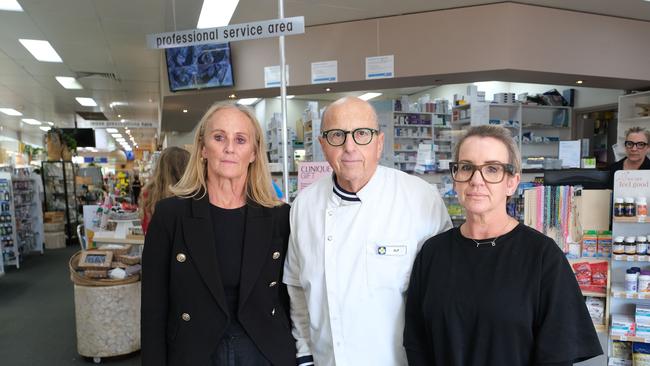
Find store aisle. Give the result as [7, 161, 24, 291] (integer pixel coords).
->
[0, 246, 140, 365]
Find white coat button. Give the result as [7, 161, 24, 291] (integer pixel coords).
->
[181, 313, 191, 321]
[269, 281, 277, 287]
[272, 251, 280, 260]
[327, 235, 333, 241]
[327, 210, 333, 216]
[271, 308, 276, 316]
[176, 253, 186, 262]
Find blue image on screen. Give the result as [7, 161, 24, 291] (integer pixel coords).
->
[166, 43, 234, 91]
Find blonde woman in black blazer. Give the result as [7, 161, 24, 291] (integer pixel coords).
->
[142, 102, 295, 366]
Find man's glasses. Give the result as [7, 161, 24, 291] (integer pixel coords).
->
[625, 140, 648, 149]
[321, 128, 379, 146]
[449, 162, 515, 183]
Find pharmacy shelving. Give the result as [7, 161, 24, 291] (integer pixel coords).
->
[12, 173, 44, 256]
[42, 161, 78, 245]
[0, 172, 20, 269]
[266, 112, 296, 171]
[617, 91, 650, 150]
[303, 119, 324, 162]
[390, 111, 435, 172]
[609, 170, 650, 364]
[568, 257, 610, 334]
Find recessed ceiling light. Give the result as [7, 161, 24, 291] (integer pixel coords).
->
[120, 119, 126, 123]
[21, 118, 41, 125]
[148, 98, 153, 103]
[237, 98, 259, 106]
[325, 87, 331, 92]
[358, 92, 382, 101]
[106, 128, 119, 133]
[19, 39, 63, 63]
[0, 108, 22, 116]
[182, 109, 188, 113]
[576, 80, 584, 84]
[0, 0, 24, 12]
[197, 0, 239, 29]
[39, 126, 51, 132]
[228, 94, 237, 99]
[117, 114, 121, 118]
[55, 76, 83, 89]
[75, 97, 97, 107]
[111, 133, 122, 138]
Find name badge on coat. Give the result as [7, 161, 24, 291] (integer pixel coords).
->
[376, 245, 407, 256]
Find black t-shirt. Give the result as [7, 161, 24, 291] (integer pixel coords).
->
[209, 204, 246, 316]
[404, 224, 602, 366]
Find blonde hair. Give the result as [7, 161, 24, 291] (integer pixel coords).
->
[141, 146, 190, 219]
[625, 126, 650, 142]
[453, 125, 522, 174]
[171, 101, 282, 207]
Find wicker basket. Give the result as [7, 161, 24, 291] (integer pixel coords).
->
[44, 231, 66, 249]
[69, 251, 140, 287]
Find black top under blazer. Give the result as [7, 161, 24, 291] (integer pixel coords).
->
[141, 194, 295, 366]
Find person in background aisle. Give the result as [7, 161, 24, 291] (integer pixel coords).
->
[404, 125, 602, 366]
[609, 126, 650, 187]
[131, 174, 142, 205]
[139, 146, 189, 234]
[141, 102, 295, 366]
[283, 97, 452, 366]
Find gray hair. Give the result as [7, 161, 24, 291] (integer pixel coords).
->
[625, 126, 650, 142]
[453, 125, 522, 174]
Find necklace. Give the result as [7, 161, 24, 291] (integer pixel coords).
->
[464, 219, 514, 248]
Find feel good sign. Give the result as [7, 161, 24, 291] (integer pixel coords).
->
[147, 17, 305, 49]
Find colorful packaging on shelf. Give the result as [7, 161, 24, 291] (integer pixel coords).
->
[590, 261, 608, 287]
[572, 262, 592, 286]
[636, 305, 650, 327]
[582, 230, 598, 257]
[633, 342, 650, 366]
[612, 341, 632, 360]
[585, 297, 605, 325]
[597, 230, 612, 257]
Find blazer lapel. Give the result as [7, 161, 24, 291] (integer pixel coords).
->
[238, 203, 273, 310]
[182, 195, 228, 315]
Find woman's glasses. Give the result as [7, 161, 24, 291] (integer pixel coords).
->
[449, 162, 515, 183]
[625, 140, 648, 149]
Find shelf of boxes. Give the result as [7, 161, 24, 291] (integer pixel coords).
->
[303, 119, 324, 162]
[0, 172, 20, 269]
[266, 112, 296, 171]
[12, 172, 43, 256]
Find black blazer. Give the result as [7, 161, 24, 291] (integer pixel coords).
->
[141, 194, 295, 366]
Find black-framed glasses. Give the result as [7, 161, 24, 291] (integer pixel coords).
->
[625, 140, 648, 149]
[449, 162, 515, 183]
[321, 128, 379, 146]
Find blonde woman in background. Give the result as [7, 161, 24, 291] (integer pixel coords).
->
[141, 102, 295, 366]
[139, 146, 190, 233]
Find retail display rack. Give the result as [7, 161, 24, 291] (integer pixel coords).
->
[0, 172, 18, 269]
[42, 161, 79, 245]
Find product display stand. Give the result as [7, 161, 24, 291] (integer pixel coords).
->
[42, 161, 79, 245]
[12, 174, 44, 255]
[609, 170, 650, 364]
[0, 172, 20, 269]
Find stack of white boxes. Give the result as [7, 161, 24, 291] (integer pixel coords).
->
[636, 305, 650, 338]
[493, 92, 517, 104]
[611, 314, 636, 337]
[266, 112, 296, 169]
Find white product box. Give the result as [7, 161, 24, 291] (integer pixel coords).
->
[611, 314, 636, 336]
[636, 325, 650, 337]
[636, 305, 650, 326]
[608, 358, 632, 366]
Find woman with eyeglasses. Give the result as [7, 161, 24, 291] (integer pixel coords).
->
[609, 126, 650, 187]
[403, 125, 602, 366]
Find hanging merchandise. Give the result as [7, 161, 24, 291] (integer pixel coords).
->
[0, 172, 20, 268]
[523, 185, 575, 252]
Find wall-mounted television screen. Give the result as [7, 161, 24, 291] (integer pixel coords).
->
[165, 43, 234, 92]
[61, 128, 96, 147]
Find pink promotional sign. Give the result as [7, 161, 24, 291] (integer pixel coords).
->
[298, 162, 332, 191]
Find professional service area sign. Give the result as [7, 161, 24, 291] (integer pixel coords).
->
[147, 17, 305, 49]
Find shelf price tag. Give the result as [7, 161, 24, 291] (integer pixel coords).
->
[620, 336, 628, 341]
[615, 255, 623, 261]
[644, 338, 650, 343]
[626, 293, 635, 298]
[628, 256, 635, 261]
[641, 255, 649, 262]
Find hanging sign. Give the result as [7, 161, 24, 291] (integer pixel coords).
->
[365, 55, 394, 80]
[265, 65, 290, 88]
[146, 17, 305, 49]
[311, 61, 337, 84]
[298, 162, 332, 191]
[78, 120, 156, 129]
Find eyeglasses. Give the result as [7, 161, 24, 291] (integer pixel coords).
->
[321, 128, 379, 146]
[625, 140, 648, 149]
[449, 162, 515, 183]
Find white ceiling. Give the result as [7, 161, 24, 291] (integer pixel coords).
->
[1, 0, 649, 144]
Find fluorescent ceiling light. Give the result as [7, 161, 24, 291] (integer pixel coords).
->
[111, 133, 122, 138]
[110, 102, 126, 108]
[0, 108, 22, 116]
[276, 95, 295, 99]
[106, 128, 118, 133]
[0, 0, 23, 12]
[197, 0, 239, 29]
[120, 119, 126, 122]
[39, 126, 51, 132]
[75, 97, 97, 107]
[358, 92, 382, 101]
[46, 121, 54, 126]
[237, 98, 259, 106]
[55, 76, 83, 89]
[19, 39, 63, 62]
[21, 118, 41, 125]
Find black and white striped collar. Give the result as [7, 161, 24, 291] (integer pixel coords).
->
[332, 175, 361, 202]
